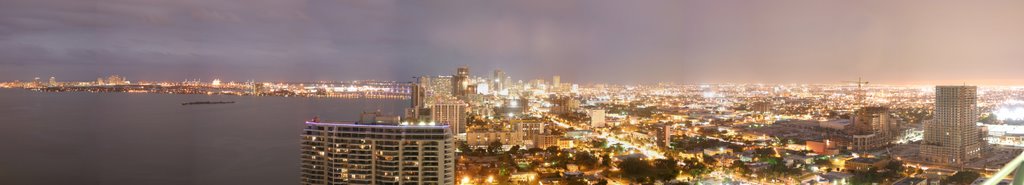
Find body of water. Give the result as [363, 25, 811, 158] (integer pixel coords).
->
[0, 89, 405, 185]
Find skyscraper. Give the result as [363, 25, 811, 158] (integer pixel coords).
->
[451, 67, 470, 98]
[493, 69, 506, 92]
[423, 76, 453, 106]
[301, 114, 456, 185]
[921, 86, 983, 166]
[411, 81, 425, 109]
[432, 101, 468, 134]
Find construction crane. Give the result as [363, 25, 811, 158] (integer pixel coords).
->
[841, 77, 870, 108]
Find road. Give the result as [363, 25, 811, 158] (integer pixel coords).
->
[548, 116, 666, 159]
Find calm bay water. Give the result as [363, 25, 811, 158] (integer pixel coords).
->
[0, 89, 405, 185]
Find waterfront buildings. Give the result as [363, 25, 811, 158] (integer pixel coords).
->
[300, 114, 456, 185]
[106, 75, 127, 85]
[921, 86, 984, 166]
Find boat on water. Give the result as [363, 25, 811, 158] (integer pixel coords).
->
[181, 101, 235, 105]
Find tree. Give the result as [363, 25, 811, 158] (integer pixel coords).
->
[612, 143, 625, 153]
[702, 155, 718, 166]
[487, 140, 503, 155]
[852, 161, 906, 184]
[508, 145, 521, 155]
[813, 157, 834, 171]
[980, 114, 999, 124]
[546, 146, 560, 154]
[591, 138, 609, 148]
[601, 154, 612, 167]
[680, 158, 710, 179]
[618, 157, 652, 182]
[575, 152, 600, 168]
[458, 141, 474, 155]
[566, 179, 589, 185]
[851, 168, 883, 184]
[943, 171, 980, 185]
[527, 147, 544, 154]
[752, 148, 775, 158]
[730, 161, 751, 174]
[652, 158, 681, 182]
[764, 162, 800, 179]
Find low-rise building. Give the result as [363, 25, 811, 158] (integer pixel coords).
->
[466, 128, 525, 147]
[510, 172, 538, 184]
[807, 140, 841, 155]
[844, 157, 890, 171]
[535, 134, 561, 149]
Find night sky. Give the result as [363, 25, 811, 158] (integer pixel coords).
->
[2, 0, 1024, 84]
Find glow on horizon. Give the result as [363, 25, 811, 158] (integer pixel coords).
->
[995, 107, 1024, 121]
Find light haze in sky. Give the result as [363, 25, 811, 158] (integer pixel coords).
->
[2, 0, 1024, 84]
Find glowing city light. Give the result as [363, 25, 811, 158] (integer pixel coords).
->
[995, 107, 1024, 121]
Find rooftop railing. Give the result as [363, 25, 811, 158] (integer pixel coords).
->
[982, 151, 1024, 185]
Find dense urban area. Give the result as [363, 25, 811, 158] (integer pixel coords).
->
[5, 67, 1024, 185]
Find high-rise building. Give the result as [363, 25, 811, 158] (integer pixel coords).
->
[850, 106, 897, 151]
[552, 76, 561, 89]
[420, 75, 454, 106]
[48, 77, 56, 87]
[451, 67, 470, 98]
[251, 83, 267, 95]
[106, 75, 126, 85]
[411, 81, 425, 109]
[657, 124, 672, 148]
[301, 114, 456, 185]
[550, 96, 581, 115]
[588, 109, 606, 128]
[432, 101, 468, 134]
[493, 69, 506, 92]
[921, 86, 983, 166]
[511, 119, 546, 143]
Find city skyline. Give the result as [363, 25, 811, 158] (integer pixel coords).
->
[8, 71, 1024, 87]
[5, 1, 1024, 185]
[4, 1, 1024, 84]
